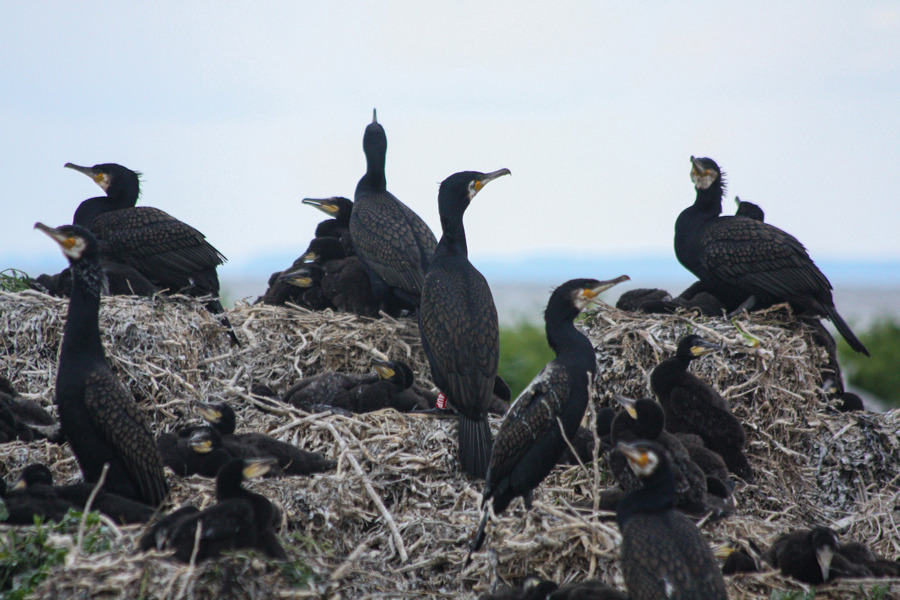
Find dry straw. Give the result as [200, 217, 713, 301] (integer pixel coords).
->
[1, 290, 897, 599]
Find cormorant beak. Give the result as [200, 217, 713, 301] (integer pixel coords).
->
[615, 395, 638, 419]
[188, 432, 213, 454]
[195, 402, 222, 424]
[734, 196, 741, 208]
[821, 379, 839, 395]
[690, 155, 704, 174]
[279, 271, 314, 288]
[65, 162, 110, 191]
[582, 274, 631, 303]
[617, 441, 651, 467]
[35, 222, 85, 259]
[302, 198, 339, 215]
[243, 457, 277, 479]
[473, 168, 511, 193]
[690, 338, 720, 357]
[371, 108, 378, 124]
[816, 545, 834, 582]
[12, 477, 27, 491]
[373, 360, 395, 380]
[712, 542, 736, 560]
[301, 252, 318, 263]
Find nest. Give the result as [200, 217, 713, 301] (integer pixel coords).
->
[1, 290, 898, 599]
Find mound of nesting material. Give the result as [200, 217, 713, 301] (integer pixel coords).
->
[0, 291, 897, 599]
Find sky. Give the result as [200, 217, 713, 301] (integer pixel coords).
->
[2, 2, 900, 286]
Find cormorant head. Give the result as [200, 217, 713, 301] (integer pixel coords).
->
[14, 464, 54, 490]
[618, 439, 664, 478]
[734, 196, 765, 222]
[373, 360, 413, 389]
[809, 527, 840, 582]
[615, 395, 639, 419]
[35, 222, 98, 262]
[188, 426, 222, 454]
[690, 156, 724, 191]
[438, 169, 511, 214]
[301, 237, 346, 264]
[279, 264, 323, 288]
[302, 197, 353, 220]
[241, 457, 277, 480]
[675, 334, 719, 362]
[547, 276, 630, 322]
[64, 162, 141, 200]
[363, 109, 387, 158]
[196, 401, 237, 435]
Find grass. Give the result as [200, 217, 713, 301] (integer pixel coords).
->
[498, 321, 554, 399]
[0, 269, 33, 293]
[838, 319, 900, 408]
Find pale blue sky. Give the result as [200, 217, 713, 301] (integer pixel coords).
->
[3, 2, 899, 280]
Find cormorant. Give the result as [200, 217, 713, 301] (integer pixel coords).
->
[330, 360, 422, 413]
[279, 264, 330, 310]
[469, 276, 629, 555]
[713, 538, 764, 574]
[0, 474, 73, 524]
[35, 222, 169, 506]
[766, 526, 872, 583]
[158, 425, 231, 478]
[139, 505, 201, 551]
[478, 577, 559, 600]
[152, 457, 286, 562]
[676, 156, 868, 355]
[616, 440, 728, 600]
[64, 162, 238, 345]
[672, 432, 733, 499]
[0, 376, 57, 442]
[650, 334, 755, 483]
[281, 368, 380, 412]
[302, 196, 355, 256]
[838, 541, 900, 577]
[350, 110, 438, 309]
[548, 581, 629, 600]
[608, 396, 710, 515]
[196, 401, 336, 476]
[420, 169, 510, 479]
[14, 463, 154, 524]
[734, 196, 764, 221]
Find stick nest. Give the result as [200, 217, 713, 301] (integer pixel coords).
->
[1, 291, 898, 599]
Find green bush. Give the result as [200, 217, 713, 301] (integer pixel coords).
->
[499, 321, 554, 400]
[838, 319, 900, 408]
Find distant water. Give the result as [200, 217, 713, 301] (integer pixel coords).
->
[221, 277, 900, 330]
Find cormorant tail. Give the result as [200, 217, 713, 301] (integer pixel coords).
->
[458, 413, 492, 479]
[824, 304, 869, 357]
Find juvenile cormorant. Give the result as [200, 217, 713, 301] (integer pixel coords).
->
[469, 276, 629, 554]
[650, 334, 754, 483]
[197, 401, 336, 476]
[713, 538, 764, 574]
[420, 169, 510, 479]
[64, 162, 238, 345]
[616, 440, 727, 600]
[330, 360, 422, 413]
[154, 457, 286, 562]
[0, 474, 74, 524]
[548, 581, 629, 600]
[279, 264, 330, 310]
[676, 156, 868, 355]
[734, 196, 764, 221]
[0, 376, 56, 442]
[139, 505, 201, 551]
[838, 541, 900, 577]
[302, 196, 355, 255]
[350, 110, 438, 308]
[281, 369, 379, 411]
[14, 463, 154, 524]
[158, 426, 232, 478]
[35, 222, 168, 506]
[766, 526, 872, 583]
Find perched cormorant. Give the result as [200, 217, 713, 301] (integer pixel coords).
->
[197, 401, 336, 476]
[350, 110, 438, 309]
[616, 440, 728, 600]
[153, 457, 286, 563]
[64, 162, 238, 345]
[608, 396, 710, 515]
[766, 526, 872, 583]
[734, 196, 765, 222]
[676, 156, 868, 355]
[35, 222, 168, 506]
[420, 169, 510, 479]
[14, 463, 154, 524]
[302, 196, 355, 255]
[469, 276, 629, 555]
[650, 334, 754, 483]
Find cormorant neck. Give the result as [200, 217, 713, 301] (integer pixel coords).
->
[437, 212, 468, 257]
[616, 463, 677, 528]
[73, 197, 118, 228]
[692, 183, 724, 215]
[545, 315, 596, 375]
[61, 259, 105, 358]
[358, 145, 387, 194]
[215, 462, 246, 500]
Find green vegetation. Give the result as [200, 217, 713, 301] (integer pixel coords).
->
[498, 321, 554, 399]
[769, 590, 815, 600]
[838, 319, 900, 408]
[0, 510, 112, 599]
[0, 270, 33, 293]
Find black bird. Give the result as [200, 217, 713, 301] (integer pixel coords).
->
[64, 162, 238, 345]
[478, 577, 559, 600]
[259, 237, 343, 307]
[469, 276, 629, 555]
[139, 505, 201, 552]
[153, 457, 286, 563]
[616, 440, 728, 600]
[420, 169, 510, 479]
[713, 538, 765, 574]
[330, 360, 422, 413]
[0, 376, 57, 443]
[548, 581, 629, 600]
[734, 196, 765, 222]
[35, 222, 168, 507]
[279, 264, 330, 310]
[14, 463, 154, 524]
[672, 432, 733, 499]
[158, 426, 232, 478]
[0, 474, 74, 524]
[281, 369, 379, 412]
[350, 110, 438, 309]
[196, 401, 336, 476]
[675, 156, 868, 355]
[302, 196, 355, 256]
[766, 526, 872, 584]
[650, 334, 754, 483]
[837, 541, 900, 578]
[608, 396, 710, 515]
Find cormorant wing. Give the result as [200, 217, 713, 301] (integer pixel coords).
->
[489, 362, 569, 482]
[83, 368, 168, 506]
[699, 217, 832, 300]
[92, 207, 226, 292]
